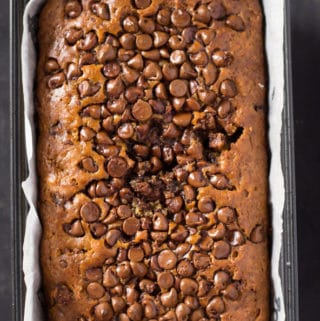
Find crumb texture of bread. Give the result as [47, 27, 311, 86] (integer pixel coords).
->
[37, 0, 269, 320]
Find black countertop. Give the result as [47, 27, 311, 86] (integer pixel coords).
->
[1, 1, 320, 320]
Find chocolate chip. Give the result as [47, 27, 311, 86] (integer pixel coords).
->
[177, 260, 194, 277]
[103, 267, 119, 287]
[117, 205, 132, 220]
[134, 0, 151, 9]
[212, 50, 233, 67]
[123, 217, 140, 235]
[158, 271, 174, 289]
[217, 207, 236, 224]
[123, 15, 139, 33]
[210, 173, 233, 190]
[169, 79, 188, 97]
[194, 4, 211, 24]
[117, 48, 134, 60]
[132, 99, 153, 122]
[128, 247, 144, 262]
[77, 31, 97, 51]
[208, 223, 225, 241]
[223, 282, 240, 300]
[133, 144, 149, 157]
[190, 51, 208, 66]
[220, 79, 238, 97]
[169, 35, 186, 50]
[155, 83, 167, 99]
[111, 296, 126, 313]
[87, 282, 105, 299]
[158, 249, 177, 269]
[86, 267, 102, 281]
[139, 279, 156, 293]
[117, 123, 134, 139]
[97, 44, 117, 63]
[106, 229, 121, 246]
[181, 278, 199, 296]
[208, 2, 226, 20]
[198, 88, 216, 105]
[107, 98, 126, 114]
[188, 171, 206, 187]
[139, 17, 155, 33]
[79, 52, 96, 66]
[94, 302, 113, 321]
[65, 0, 82, 19]
[228, 230, 245, 246]
[44, 58, 60, 74]
[202, 63, 218, 85]
[218, 100, 233, 118]
[198, 196, 215, 213]
[157, 8, 171, 26]
[176, 303, 191, 321]
[213, 240, 231, 259]
[47, 72, 65, 89]
[63, 220, 84, 237]
[153, 212, 168, 231]
[80, 156, 98, 172]
[106, 77, 124, 98]
[187, 39, 203, 54]
[142, 49, 161, 61]
[161, 288, 178, 308]
[160, 47, 170, 58]
[122, 65, 140, 84]
[80, 202, 100, 223]
[119, 34, 135, 50]
[143, 299, 158, 319]
[162, 62, 178, 81]
[171, 9, 191, 27]
[91, 2, 110, 20]
[65, 27, 83, 45]
[250, 225, 265, 243]
[125, 86, 144, 103]
[90, 222, 107, 238]
[78, 80, 101, 98]
[172, 112, 192, 127]
[130, 261, 148, 277]
[102, 62, 120, 78]
[226, 14, 245, 31]
[193, 252, 210, 269]
[150, 156, 162, 173]
[105, 34, 120, 47]
[144, 62, 162, 81]
[153, 31, 169, 48]
[182, 26, 197, 44]
[170, 50, 187, 65]
[107, 157, 128, 177]
[116, 261, 132, 279]
[67, 63, 82, 80]
[214, 270, 230, 290]
[196, 29, 215, 45]
[136, 34, 153, 50]
[180, 62, 197, 79]
[127, 54, 144, 71]
[206, 296, 225, 316]
[127, 303, 143, 321]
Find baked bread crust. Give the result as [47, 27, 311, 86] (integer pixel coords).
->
[37, 1, 269, 320]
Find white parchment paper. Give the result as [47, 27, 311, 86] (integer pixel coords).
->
[21, 1, 285, 320]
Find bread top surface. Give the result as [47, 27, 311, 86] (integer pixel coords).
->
[37, 1, 269, 320]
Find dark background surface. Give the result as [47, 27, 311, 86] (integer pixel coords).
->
[1, 0, 320, 320]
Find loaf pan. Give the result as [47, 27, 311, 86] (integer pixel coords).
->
[10, 0, 298, 320]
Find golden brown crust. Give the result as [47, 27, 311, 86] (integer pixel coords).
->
[37, 0, 269, 320]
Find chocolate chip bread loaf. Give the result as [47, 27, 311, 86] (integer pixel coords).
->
[37, 0, 269, 320]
